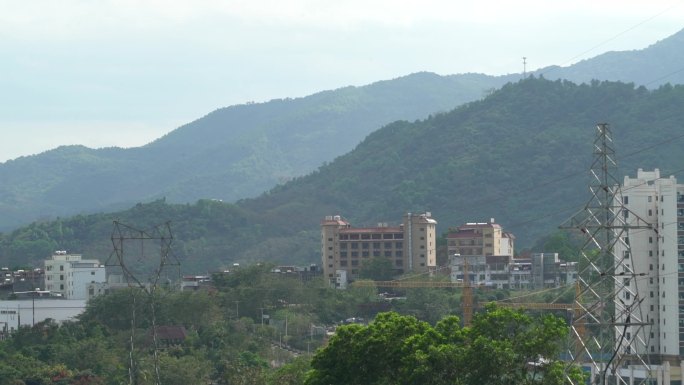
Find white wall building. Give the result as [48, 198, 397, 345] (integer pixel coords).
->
[44, 251, 106, 300]
[614, 169, 683, 367]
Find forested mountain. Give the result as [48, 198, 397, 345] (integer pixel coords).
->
[3, 78, 684, 272]
[1, 28, 684, 232]
[536, 28, 684, 86]
[0, 72, 513, 231]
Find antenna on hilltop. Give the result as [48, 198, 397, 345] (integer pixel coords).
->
[522, 57, 527, 78]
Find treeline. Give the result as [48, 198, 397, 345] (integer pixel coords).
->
[0, 264, 579, 385]
[4, 78, 684, 271]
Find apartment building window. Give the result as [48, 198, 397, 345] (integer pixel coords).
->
[373, 251, 381, 257]
[624, 210, 629, 219]
[648, 196, 652, 202]
[362, 251, 369, 258]
[340, 252, 347, 258]
[395, 260, 403, 267]
[373, 242, 381, 249]
[351, 243, 359, 249]
[372, 234, 381, 239]
[340, 261, 348, 267]
[650, 264, 653, 271]
[419, 228, 425, 231]
[60, 265, 64, 271]
[60, 275, 64, 280]
[340, 243, 347, 249]
[395, 242, 402, 249]
[362, 243, 369, 249]
[384, 242, 392, 248]
[330, 254, 335, 259]
[328, 246, 333, 251]
[649, 209, 653, 216]
[384, 251, 392, 257]
[351, 260, 358, 266]
[395, 251, 402, 257]
[623, 196, 629, 204]
[327, 238, 333, 242]
[340, 234, 349, 240]
[383, 234, 393, 239]
[649, 250, 653, 257]
[60, 284, 64, 290]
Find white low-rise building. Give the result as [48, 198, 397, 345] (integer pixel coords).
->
[44, 251, 106, 300]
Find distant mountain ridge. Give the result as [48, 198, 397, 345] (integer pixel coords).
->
[0, 72, 514, 231]
[0, 28, 683, 232]
[3, 78, 684, 272]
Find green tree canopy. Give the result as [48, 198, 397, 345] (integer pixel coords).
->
[305, 307, 584, 385]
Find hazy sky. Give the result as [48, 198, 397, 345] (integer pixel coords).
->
[1, 0, 683, 162]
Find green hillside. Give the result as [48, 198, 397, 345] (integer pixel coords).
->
[2, 28, 684, 233]
[2, 78, 684, 272]
[0, 72, 512, 231]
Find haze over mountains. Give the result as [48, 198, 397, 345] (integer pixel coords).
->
[1, 29, 684, 233]
[3, 76, 684, 271]
[1, 29, 684, 270]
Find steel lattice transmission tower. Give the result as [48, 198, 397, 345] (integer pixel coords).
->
[561, 123, 653, 385]
[106, 220, 181, 385]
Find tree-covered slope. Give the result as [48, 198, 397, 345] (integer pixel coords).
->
[2, 28, 684, 233]
[538, 28, 684, 86]
[0, 72, 512, 231]
[3, 78, 684, 272]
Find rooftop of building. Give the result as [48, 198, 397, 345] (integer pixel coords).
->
[339, 227, 403, 234]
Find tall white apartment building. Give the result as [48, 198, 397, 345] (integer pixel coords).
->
[615, 169, 684, 365]
[44, 251, 106, 300]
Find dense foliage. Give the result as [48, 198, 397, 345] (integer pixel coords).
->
[305, 307, 584, 385]
[0, 72, 511, 231]
[3, 78, 684, 271]
[0, 264, 582, 385]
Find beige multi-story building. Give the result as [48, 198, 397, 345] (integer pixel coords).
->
[447, 219, 515, 287]
[321, 212, 437, 284]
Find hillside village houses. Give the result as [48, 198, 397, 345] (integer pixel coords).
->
[321, 214, 578, 289]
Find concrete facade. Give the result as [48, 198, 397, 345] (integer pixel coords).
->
[614, 168, 684, 364]
[44, 251, 105, 300]
[321, 212, 437, 284]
